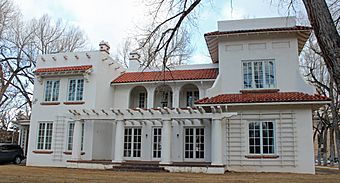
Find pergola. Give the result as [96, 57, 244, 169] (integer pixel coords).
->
[68, 106, 237, 166]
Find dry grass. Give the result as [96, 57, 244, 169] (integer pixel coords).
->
[0, 165, 339, 183]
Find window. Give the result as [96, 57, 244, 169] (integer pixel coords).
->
[248, 121, 275, 154]
[124, 128, 141, 158]
[37, 122, 53, 150]
[184, 127, 204, 159]
[242, 60, 275, 89]
[67, 122, 84, 151]
[186, 91, 199, 107]
[68, 79, 84, 101]
[44, 80, 60, 101]
[152, 127, 162, 158]
[138, 92, 146, 108]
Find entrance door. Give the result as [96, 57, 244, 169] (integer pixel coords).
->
[124, 128, 142, 159]
[152, 127, 162, 160]
[184, 127, 205, 160]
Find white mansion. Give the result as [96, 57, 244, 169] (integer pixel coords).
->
[24, 17, 329, 174]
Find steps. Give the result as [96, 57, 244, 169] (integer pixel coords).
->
[111, 161, 169, 172]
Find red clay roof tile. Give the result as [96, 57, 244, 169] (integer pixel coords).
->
[195, 92, 330, 105]
[204, 26, 312, 37]
[34, 65, 92, 73]
[112, 68, 218, 83]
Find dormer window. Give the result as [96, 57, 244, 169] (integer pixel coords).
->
[242, 60, 275, 89]
[68, 79, 84, 101]
[44, 80, 60, 101]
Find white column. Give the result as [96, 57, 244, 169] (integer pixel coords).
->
[172, 87, 180, 108]
[72, 120, 83, 160]
[147, 87, 155, 109]
[113, 120, 124, 162]
[211, 118, 223, 165]
[160, 119, 172, 164]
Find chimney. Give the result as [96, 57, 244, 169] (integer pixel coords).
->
[99, 41, 110, 54]
[128, 52, 141, 71]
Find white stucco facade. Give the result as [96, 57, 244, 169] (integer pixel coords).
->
[25, 17, 328, 174]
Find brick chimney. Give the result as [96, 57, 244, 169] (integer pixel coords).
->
[99, 41, 110, 54]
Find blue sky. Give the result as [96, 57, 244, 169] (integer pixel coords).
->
[13, 0, 304, 64]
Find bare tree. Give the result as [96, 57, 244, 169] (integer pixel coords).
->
[301, 34, 340, 168]
[0, 0, 88, 129]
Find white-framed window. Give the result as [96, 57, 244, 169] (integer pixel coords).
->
[67, 122, 84, 151]
[184, 127, 204, 159]
[124, 128, 142, 158]
[37, 122, 53, 150]
[44, 80, 60, 101]
[242, 59, 276, 89]
[67, 79, 84, 101]
[186, 91, 199, 107]
[138, 92, 146, 108]
[248, 121, 275, 154]
[152, 127, 162, 158]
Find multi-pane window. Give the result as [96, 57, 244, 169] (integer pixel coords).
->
[243, 60, 275, 89]
[68, 79, 84, 101]
[124, 128, 142, 158]
[249, 121, 275, 154]
[152, 127, 162, 158]
[186, 91, 199, 107]
[138, 92, 146, 108]
[44, 80, 60, 101]
[184, 128, 204, 159]
[67, 122, 84, 151]
[37, 122, 53, 150]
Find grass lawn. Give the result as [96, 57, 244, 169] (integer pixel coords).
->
[0, 165, 339, 183]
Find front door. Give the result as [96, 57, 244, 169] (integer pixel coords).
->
[123, 128, 142, 159]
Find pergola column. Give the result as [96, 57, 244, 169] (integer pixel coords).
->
[113, 120, 124, 163]
[71, 120, 83, 160]
[172, 87, 180, 108]
[211, 118, 223, 165]
[160, 119, 172, 164]
[147, 87, 155, 109]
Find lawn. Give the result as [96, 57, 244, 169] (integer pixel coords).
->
[0, 165, 339, 183]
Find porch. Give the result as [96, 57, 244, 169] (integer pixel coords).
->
[67, 107, 236, 174]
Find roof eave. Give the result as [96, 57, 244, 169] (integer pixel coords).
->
[111, 79, 216, 86]
[195, 100, 330, 107]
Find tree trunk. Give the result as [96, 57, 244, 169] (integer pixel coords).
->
[317, 133, 323, 166]
[322, 127, 328, 166]
[302, 0, 340, 94]
[329, 127, 335, 166]
[329, 78, 340, 169]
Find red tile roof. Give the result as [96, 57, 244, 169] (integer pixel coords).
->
[34, 65, 93, 73]
[112, 68, 218, 83]
[195, 92, 330, 105]
[204, 26, 312, 37]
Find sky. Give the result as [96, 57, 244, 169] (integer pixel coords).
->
[13, 0, 304, 64]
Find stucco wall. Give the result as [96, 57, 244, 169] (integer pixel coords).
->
[224, 106, 314, 174]
[207, 34, 314, 96]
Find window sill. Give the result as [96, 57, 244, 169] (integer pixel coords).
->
[33, 150, 53, 154]
[64, 101, 85, 105]
[245, 155, 279, 159]
[40, 102, 60, 105]
[63, 151, 85, 155]
[240, 89, 279, 94]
